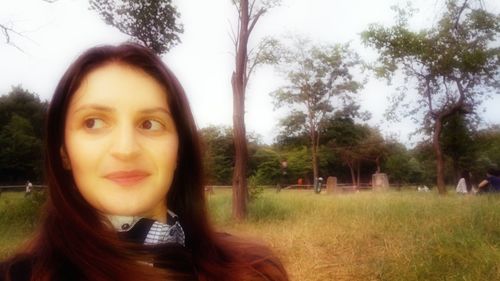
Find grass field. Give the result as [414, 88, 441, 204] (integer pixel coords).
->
[1, 189, 499, 280]
[0, 192, 41, 259]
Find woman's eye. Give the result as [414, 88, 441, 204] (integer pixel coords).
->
[140, 120, 164, 131]
[84, 118, 106, 129]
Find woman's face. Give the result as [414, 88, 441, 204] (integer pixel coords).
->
[63, 63, 179, 222]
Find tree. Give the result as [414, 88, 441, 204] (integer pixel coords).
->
[199, 126, 235, 185]
[321, 115, 366, 186]
[471, 126, 500, 177]
[275, 109, 388, 185]
[199, 125, 263, 186]
[383, 143, 425, 187]
[440, 112, 476, 178]
[0, 86, 47, 184]
[249, 147, 281, 185]
[272, 39, 363, 183]
[284, 146, 312, 183]
[230, 0, 280, 219]
[0, 114, 42, 184]
[90, 0, 183, 54]
[345, 128, 387, 186]
[321, 115, 386, 187]
[0, 86, 47, 140]
[362, 0, 500, 194]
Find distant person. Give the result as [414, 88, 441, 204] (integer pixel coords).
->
[297, 178, 303, 187]
[417, 185, 430, 192]
[477, 168, 500, 193]
[314, 177, 323, 193]
[456, 170, 472, 194]
[24, 180, 33, 197]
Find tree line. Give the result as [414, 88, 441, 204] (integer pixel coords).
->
[1, 85, 499, 189]
[200, 114, 500, 188]
[2, 0, 498, 219]
[0, 86, 47, 184]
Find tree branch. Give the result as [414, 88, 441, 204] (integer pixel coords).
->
[245, 45, 265, 85]
[248, 8, 265, 35]
[249, 0, 257, 20]
[228, 19, 238, 55]
[454, 0, 469, 30]
[1, 24, 10, 43]
[436, 77, 470, 123]
[0, 24, 26, 53]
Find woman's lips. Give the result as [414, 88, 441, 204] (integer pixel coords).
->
[104, 170, 150, 186]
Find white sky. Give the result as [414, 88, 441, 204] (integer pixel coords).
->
[1, 0, 499, 147]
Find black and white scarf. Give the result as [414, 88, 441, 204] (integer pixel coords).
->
[107, 210, 185, 247]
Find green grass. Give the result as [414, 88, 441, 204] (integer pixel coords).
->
[0, 192, 43, 258]
[2, 189, 499, 280]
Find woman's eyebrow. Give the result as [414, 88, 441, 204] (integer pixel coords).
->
[72, 105, 170, 115]
[139, 107, 172, 116]
[73, 104, 114, 114]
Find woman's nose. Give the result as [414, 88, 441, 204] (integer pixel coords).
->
[110, 123, 141, 160]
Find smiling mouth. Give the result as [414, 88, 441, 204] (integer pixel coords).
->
[104, 170, 150, 186]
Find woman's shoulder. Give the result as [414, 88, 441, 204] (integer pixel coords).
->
[0, 254, 34, 281]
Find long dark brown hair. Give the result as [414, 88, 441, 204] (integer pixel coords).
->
[3, 43, 287, 281]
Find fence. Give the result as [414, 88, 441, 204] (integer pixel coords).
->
[0, 185, 46, 192]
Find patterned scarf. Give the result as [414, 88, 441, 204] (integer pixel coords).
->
[107, 210, 185, 246]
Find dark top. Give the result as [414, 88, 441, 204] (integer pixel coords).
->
[0, 218, 197, 281]
[487, 176, 500, 192]
[0, 257, 32, 281]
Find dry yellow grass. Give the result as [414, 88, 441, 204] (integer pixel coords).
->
[2, 189, 499, 280]
[208, 188, 500, 281]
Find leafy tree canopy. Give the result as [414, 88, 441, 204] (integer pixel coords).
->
[362, 0, 500, 193]
[0, 86, 47, 139]
[0, 86, 46, 183]
[271, 37, 364, 180]
[362, 0, 500, 130]
[90, 0, 183, 55]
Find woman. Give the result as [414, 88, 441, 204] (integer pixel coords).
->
[455, 170, 471, 194]
[1, 43, 288, 281]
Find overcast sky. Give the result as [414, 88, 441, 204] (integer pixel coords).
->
[1, 0, 499, 146]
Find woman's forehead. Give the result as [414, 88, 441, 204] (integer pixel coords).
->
[69, 62, 170, 113]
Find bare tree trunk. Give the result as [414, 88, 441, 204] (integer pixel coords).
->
[433, 118, 447, 194]
[231, 76, 248, 219]
[375, 156, 381, 173]
[231, 0, 250, 220]
[348, 162, 356, 187]
[311, 130, 318, 182]
[428, 77, 471, 195]
[452, 159, 460, 182]
[356, 161, 361, 188]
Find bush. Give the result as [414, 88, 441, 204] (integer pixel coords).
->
[248, 174, 264, 201]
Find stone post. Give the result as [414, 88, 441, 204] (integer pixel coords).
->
[326, 176, 339, 194]
[372, 173, 389, 191]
